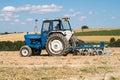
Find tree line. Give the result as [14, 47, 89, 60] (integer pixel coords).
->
[108, 38, 120, 47]
[0, 41, 25, 51]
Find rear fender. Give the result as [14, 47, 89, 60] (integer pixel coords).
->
[49, 30, 73, 40]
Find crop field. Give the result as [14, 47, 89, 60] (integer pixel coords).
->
[73, 28, 120, 33]
[74, 29, 120, 36]
[0, 32, 120, 43]
[0, 48, 120, 80]
[76, 36, 120, 42]
[0, 33, 25, 42]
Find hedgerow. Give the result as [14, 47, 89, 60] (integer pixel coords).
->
[0, 41, 25, 51]
[108, 38, 120, 47]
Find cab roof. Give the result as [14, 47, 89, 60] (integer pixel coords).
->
[43, 17, 70, 21]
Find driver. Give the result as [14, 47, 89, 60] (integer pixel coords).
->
[55, 23, 61, 30]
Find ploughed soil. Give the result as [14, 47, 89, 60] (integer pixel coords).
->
[0, 48, 120, 80]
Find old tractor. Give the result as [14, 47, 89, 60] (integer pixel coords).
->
[20, 18, 76, 57]
[20, 17, 105, 57]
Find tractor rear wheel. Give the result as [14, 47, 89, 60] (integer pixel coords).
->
[69, 36, 77, 47]
[46, 33, 69, 56]
[20, 46, 32, 57]
[69, 36, 77, 55]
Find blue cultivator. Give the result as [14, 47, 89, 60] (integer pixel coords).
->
[69, 42, 105, 56]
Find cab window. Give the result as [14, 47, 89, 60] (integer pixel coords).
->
[43, 22, 50, 32]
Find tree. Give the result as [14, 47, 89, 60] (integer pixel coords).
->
[110, 37, 115, 43]
[81, 25, 89, 32]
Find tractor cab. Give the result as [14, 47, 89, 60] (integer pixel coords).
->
[41, 18, 73, 48]
[41, 17, 72, 32]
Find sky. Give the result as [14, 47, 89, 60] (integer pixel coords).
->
[0, 0, 120, 33]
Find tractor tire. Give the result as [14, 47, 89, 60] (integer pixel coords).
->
[32, 49, 41, 56]
[69, 36, 77, 47]
[46, 33, 69, 56]
[69, 36, 77, 55]
[20, 46, 32, 57]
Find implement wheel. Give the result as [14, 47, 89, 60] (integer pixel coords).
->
[20, 46, 32, 57]
[46, 33, 69, 56]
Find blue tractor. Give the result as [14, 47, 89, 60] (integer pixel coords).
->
[20, 18, 76, 57]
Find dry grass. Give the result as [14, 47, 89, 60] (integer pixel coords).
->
[0, 48, 120, 80]
[0, 33, 120, 42]
[0, 33, 25, 42]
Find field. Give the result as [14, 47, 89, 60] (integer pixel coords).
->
[0, 28, 120, 42]
[74, 29, 120, 36]
[0, 33, 25, 42]
[76, 36, 120, 42]
[0, 28, 120, 80]
[0, 48, 120, 80]
[73, 28, 120, 33]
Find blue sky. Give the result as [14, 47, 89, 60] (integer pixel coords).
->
[0, 0, 120, 33]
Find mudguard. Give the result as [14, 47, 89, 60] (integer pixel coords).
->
[49, 30, 73, 41]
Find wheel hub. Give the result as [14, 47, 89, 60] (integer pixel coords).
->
[21, 49, 29, 56]
[51, 40, 63, 52]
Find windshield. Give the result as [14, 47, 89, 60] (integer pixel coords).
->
[62, 20, 71, 30]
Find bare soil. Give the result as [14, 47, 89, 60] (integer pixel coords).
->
[0, 48, 120, 80]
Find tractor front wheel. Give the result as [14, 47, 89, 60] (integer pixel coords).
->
[46, 33, 69, 56]
[20, 46, 32, 57]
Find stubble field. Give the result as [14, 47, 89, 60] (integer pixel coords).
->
[0, 48, 120, 80]
[0, 28, 120, 80]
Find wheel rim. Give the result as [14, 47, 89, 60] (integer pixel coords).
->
[49, 40, 63, 54]
[21, 49, 29, 56]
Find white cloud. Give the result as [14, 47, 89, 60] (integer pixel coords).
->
[80, 16, 87, 22]
[89, 11, 94, 15]
[10, 20, 26, 25]
[26, 18, 34, 22]
[69, 9, 74, 12]
[14, 19, 20, 22]
[1, 4, 63, 14]
[29, 4, 63, 14]
[0, 12, 20, 22]
[14, 15, 19, 18]
[64, 9, 80, 17]
[21, 22, 26, 25]
[2, 6, 16, 12]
